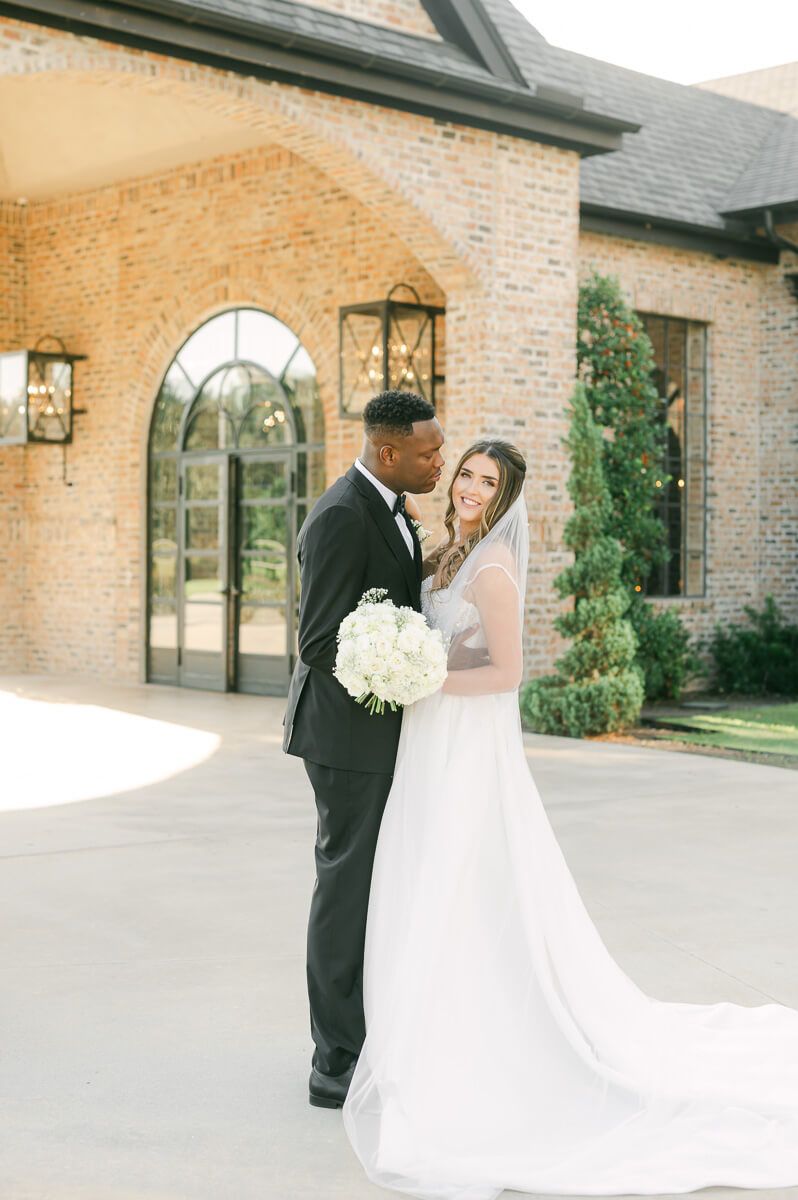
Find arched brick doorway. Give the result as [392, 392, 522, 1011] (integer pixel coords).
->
[147, 307, 325, 694]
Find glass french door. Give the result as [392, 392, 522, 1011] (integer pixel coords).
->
[233, 452, 295, 695]
[178, 455, 230, 691]
[176, 451, 294, 694]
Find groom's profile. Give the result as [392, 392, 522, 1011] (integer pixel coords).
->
[283, 390, 445, 1109]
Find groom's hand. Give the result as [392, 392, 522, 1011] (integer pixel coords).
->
[447, 625, 491, 671]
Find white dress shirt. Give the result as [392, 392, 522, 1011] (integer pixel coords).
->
[355, 458, 414, 557]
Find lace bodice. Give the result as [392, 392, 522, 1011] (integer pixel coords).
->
[420, 575, 439, 623]
[420, 560, 523, 694]
[421, 576, 469, 627]
[421, 576, 479, 638]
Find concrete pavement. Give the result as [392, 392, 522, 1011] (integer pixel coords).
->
[1, 674, 797, 1200]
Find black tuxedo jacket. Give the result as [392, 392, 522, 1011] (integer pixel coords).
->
[283, 465, 423, 774]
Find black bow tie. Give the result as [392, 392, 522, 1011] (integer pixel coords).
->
[392, 493, 407, 518]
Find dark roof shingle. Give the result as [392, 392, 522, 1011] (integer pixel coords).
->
[50, 0, 798, 234]
[480, 0, 793, 231]
[720, 113, 798, 215]
[144, 0, 512, 86]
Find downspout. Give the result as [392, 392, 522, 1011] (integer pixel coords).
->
[763, 210, 798, 300]
[763, 209, 798, 253]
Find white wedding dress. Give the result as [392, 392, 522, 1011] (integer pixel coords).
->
[343, 498, 798, 1199]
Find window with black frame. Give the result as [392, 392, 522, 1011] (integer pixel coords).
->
[639, 315, 707, 598]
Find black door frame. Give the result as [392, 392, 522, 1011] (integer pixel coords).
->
[177, 452, 230, 693]
[146, 308, 325, 695]
[174, 445, 297, 695]
[229, 447, 297, 697]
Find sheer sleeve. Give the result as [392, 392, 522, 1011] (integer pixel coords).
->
[441, 559, 523, 696]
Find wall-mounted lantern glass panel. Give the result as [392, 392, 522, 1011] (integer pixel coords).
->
[339, 284, 443, 418]
[0, 342, 85, 445]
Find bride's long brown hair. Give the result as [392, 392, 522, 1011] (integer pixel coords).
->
[429, 439, 527, 589]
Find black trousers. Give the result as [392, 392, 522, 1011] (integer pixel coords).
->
[303, 760, 393, 1077]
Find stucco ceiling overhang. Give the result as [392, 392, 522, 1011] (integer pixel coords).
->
[0, 75, 278, 200]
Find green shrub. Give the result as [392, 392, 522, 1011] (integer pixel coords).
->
[520, 384, 644, 738]
[702, 597, 798, 696]
[628, 598, 701, 701]
[522, 673, 643, 739]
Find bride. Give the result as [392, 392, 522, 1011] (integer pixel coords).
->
[342, 437, 798, 1199]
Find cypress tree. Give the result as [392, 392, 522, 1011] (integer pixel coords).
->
[521, 384, 644, 737]
[577, 271, 667, 594]
[577, 272, 698, 700]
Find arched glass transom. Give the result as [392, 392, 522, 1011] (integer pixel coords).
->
[150, 308, 324, 452]
[147, 308, 326, 696]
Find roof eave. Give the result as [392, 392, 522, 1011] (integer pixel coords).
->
[580, 204, 781, 264]
[0, 0, 637, 156]
[719, 199, 798, 223]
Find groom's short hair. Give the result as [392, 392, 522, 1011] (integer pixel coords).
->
[363, 390, 435, 439]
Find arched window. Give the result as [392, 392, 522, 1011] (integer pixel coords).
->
[147, 309, 326, 694]
[150, 308, 324, 453]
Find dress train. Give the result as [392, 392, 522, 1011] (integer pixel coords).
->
[343, 583, 798, 1199]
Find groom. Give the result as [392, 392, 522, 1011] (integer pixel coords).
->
[283, 389, 445, 1109]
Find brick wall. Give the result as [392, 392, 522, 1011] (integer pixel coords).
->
[301, 0, 440, 37]
[0, 202, 27, 671]
[15, 147, 443, 679]
[1, 7, 794, 691]
[3, 7, 792, 688]
[0, 14, 582, 686]
[0, 202, 25, 345]
[0, 448, 25, 672]
[758, 224, 798, 614]
[578, 229, 797, 644]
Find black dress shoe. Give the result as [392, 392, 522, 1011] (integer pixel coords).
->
[308, 1061, 356, 1109]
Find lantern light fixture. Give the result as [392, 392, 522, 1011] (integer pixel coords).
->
[339, 283, 443, 419]
[0, 335, 86, 445]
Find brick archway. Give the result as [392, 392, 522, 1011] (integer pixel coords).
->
[138, 287, 332, 693]
[130, 271, 338, 466]
[0, 20, 480, 294]
[128, 269, 347, 680]
[0, 14, 585, 685]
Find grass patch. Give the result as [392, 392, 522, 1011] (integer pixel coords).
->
[651, 702, 798, 758]
[721, 702, 798, 729]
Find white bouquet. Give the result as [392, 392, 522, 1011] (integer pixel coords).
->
[334, 588, 448, 715]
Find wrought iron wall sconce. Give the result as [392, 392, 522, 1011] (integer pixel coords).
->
[0, 335, 87, 485]
[339, 283, 443, 418]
